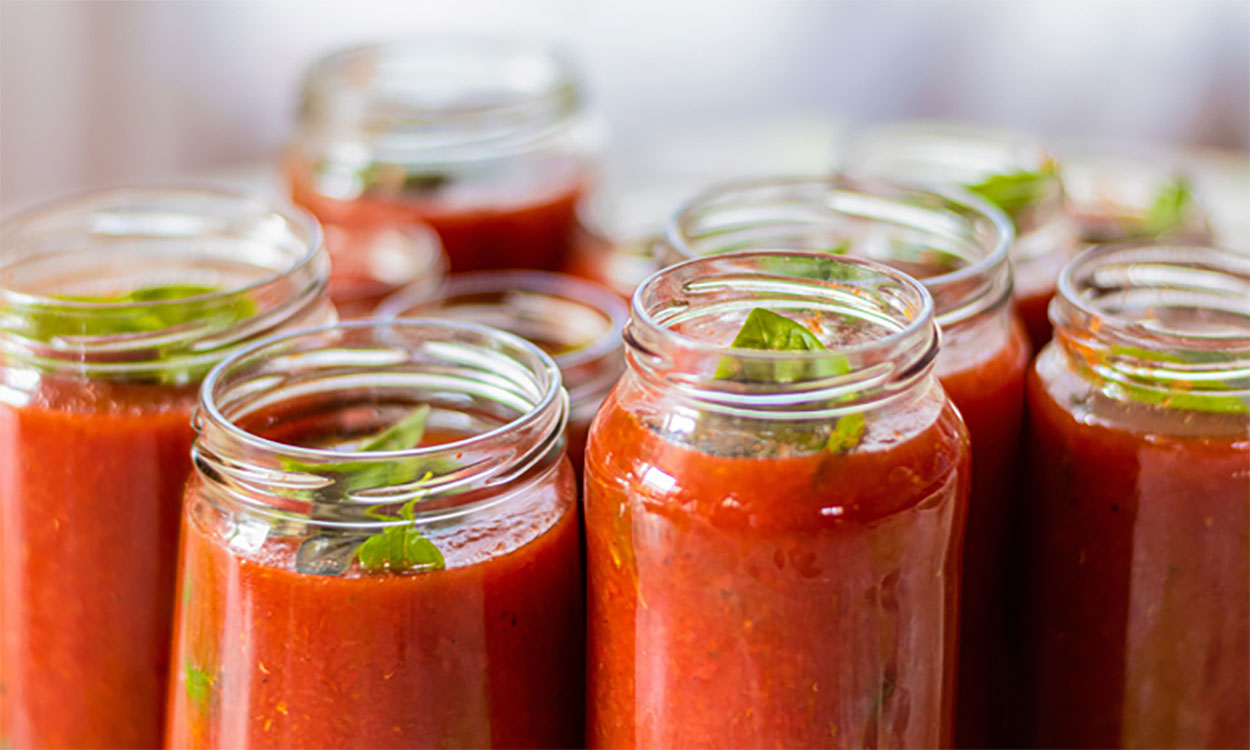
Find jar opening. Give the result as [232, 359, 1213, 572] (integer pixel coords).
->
[626, 251, 939, 418]
[0, 187, 330, 381]
[194, 319, 568, 526]
[1053, 244, 1250, 411]
[662, 176, 1013, 328]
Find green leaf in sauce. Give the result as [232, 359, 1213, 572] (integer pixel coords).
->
[716, 308, 866, 453]
[964, 163, 1057, 225]
[184, 663, 215, 710]
[1140, 176, 1194, 237]
[26, 283, 254, 341]
[1103, 346, 1247, 414]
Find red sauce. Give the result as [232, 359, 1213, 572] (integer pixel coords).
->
[585, 382, 970, 748]
[1018, 358, 1249, 748]
[291, 169, 584, 274]
[0, 377, 197, 749]
[1014, 289, 1052, 354]
[165, 460, 584, 749]
[935, 313, 1032, 747]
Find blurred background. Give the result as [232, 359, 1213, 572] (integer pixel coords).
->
[2, 0, 1247, 214]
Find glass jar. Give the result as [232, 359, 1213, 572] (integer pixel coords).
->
[660, 176, 1028, 748]
[585, 251, 970, 748]
[1018, 244, 1249, 749]
[288, 38, 601, 274]
[322, 219, 447, 319]
[0, 187, 332, 749]
[166, 320, 582, 749]
[841, 121, 1081, 349]
[376, 270, 625, 476]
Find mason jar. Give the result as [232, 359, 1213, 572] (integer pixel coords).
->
[660, 176, 1028, 748]
[585, 251, 970, 748]
[165, 320, 583, 749]
[377, 270, 625, 476]
[288, 38, 601, 274]
[1018, 244, 1249, 749]
[841, 121, 1081, 349]
[0, 187, 332, 749]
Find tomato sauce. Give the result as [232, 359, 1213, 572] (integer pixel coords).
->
[585, 382, 970, 748]
[1018, 359, 1249, 748]
[0, 377, 197, 749]
[291, 170, 584, 274]
[166, 457, 584, 749]
[935, 312, 1032, 747]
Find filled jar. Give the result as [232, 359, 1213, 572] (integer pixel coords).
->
[661, 176, 1028, 748]
[585, 251, 970, 747]
[1018, 244, 1248, 749]
[288, 38, 600, 274]
[841, 121, 1081, 349]
[165, 320, 583, 749]
[0, 187, 332, 749]
[377, 270, 625, 475]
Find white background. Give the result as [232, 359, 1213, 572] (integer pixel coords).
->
[2, 0, 1247, 213]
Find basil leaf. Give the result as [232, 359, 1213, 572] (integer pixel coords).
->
[965, 165, 1057, 225]
[355, 523, 445, 574]
[184, 663, 215, 711]
[1102, 345, 1247, 414]
[716, 308, 866, 453]
[1141, 176, 1193, 237]
[26, 284, 254, 341]
[281, 405, 442, 494]
[360, 404, 431, 451]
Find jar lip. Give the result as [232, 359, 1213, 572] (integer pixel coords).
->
[1, 184, 325, 310]
[663, 175, 1013, 325]
[198, 318, 565, 465]
[1055, 243, 1250, 347]
[377, 269, 627, 372]
[631, 249, 937, 363]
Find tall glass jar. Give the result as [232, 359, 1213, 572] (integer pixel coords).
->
[166, 320, 583, 749]
[0, 188, 332, 749]
[288, 38, 600, 274]
[1018, 244, 1249, 749]
[660, 177, 1027, 748]
[377, 270, 625, 477]
[842, 121, 1081, 349]
[585, 251, 970, 748]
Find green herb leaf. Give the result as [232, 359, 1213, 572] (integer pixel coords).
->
[965, 164, 1057, 225]
[185, 663, 215, 710]
[1102, 345, 1247, 414]
[715, 308, 867, 453]
[355, 522, 446, 573]
[360, 404, 432, 451]
[281, 405, 442, 494]
[1140, 176, 1194, 237]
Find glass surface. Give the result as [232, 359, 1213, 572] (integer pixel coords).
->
[0, 187, 332, 749]
[584, 251, 969, 747]
[165, 320, 582, 749]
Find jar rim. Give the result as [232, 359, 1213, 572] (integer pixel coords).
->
[662, 175, 1014, 328]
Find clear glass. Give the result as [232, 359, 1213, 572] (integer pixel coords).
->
[166, 320, 582, 749]
[322, 219, 447, 319]
[0, 187, 332, 749]
[1019, 245, 1249, 749]
[288, 38, 602, 273]
[377, 270, 625, 474]
[585, 251, 969, 748]
[660, 175, 1029, 748]
[841, 120, 1082, 349]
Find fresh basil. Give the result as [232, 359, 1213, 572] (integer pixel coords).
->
[965, 164, 1057, 225]
[1103, 345, 1247, 414]
[184, 663, 215, 711]
[356, 485, 446, 574]
[1140, 176, 1194, 237]
[716, 308, 866, 453]
[23, 284, 254, 342]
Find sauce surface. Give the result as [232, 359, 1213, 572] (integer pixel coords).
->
[0, 377, 197, 749]
[1018, 354, 1249, 748]
[166, 458, 584, 749]
[584, 380, 969, 748]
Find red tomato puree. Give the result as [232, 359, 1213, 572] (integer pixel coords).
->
[0, 377, 197, 748]
[585, 385, 970, 748]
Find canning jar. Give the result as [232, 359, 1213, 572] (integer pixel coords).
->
[166, 320, 583, 749]
[322, 219, 446, 319]
[660, 177, 1027, 747]
[842, 122, 1081, 349]
[1018, 244, 1249, 749]
[377, 270, 625, 475]
[585, 251, 970, 748]
[0, 188, 332, 749]
[288, 38, 600, 274]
